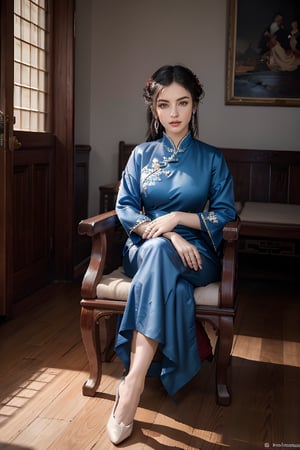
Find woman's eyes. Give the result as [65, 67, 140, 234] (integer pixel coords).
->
[157, 101, 189, 109]
[158, 103, 168, 109]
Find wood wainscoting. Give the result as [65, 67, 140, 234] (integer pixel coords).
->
[73, 145, 91, 278]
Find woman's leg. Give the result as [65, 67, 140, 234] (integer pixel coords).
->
[114, 330, 158, 426]
[113, 238, 220, 425]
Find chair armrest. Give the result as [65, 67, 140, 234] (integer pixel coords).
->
[220, 217, 240, 308]
[79, 210, 121, 299]
[223, 217, 240, 241]
[78, 210, 119, 237]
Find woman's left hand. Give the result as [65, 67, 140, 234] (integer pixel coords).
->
[168, 232, 202, 270]
[142, 212, 178, 239]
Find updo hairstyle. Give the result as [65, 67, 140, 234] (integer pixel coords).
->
[143, 65, 204, 141]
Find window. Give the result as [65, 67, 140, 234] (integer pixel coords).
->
[14, 0, 50, 132]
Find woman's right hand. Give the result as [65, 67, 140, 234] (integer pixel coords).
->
[164, 232, 202, 271]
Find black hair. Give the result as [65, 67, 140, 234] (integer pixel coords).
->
[143, 65, 204, 141]
[272, 12, 283, 21]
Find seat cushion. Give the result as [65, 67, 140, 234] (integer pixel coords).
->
[240, 202, 300, 225]
[96, 267, 220, 307]
[97, 268, 131, 301]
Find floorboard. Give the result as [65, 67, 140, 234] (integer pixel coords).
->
[0, 278, 299, 449]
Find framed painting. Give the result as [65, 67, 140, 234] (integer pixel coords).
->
[226, 0, 300, 106]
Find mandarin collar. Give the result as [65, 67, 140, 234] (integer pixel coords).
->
[162, 132, 193, 153]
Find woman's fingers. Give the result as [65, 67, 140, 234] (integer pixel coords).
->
[144, 226, 203, 271]
[143, 215, 176, 238]
[143, 221, 164, 238]
[181, 248, 202, 271]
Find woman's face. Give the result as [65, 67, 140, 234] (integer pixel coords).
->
[154, 82, 194, 145]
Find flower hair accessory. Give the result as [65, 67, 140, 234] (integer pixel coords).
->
[194, 73, 201, 87]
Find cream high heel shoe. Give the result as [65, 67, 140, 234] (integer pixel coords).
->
[106, 379, 133, 445]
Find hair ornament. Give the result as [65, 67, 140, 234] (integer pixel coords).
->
[194, 73, 201, 87]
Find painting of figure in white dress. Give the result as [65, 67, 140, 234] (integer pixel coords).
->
[226, 0, 300, 106]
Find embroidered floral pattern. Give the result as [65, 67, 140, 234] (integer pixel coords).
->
[141, 133, 191, 191]
[141, 153, 179, 190]
[200, 213, 217, 252]
[141, 165, 173, 190]
[207, 211, 218, 224]
[152, 158, 161, 170]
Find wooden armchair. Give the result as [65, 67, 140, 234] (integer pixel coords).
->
[78, 210, 240, 406]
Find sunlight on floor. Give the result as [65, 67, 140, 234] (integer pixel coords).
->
[0, 367, 60, 427]
[233, 334, 300, 367]
[191, 430, 230, 448]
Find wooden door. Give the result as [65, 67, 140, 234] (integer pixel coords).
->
[0, 0, 14, 316]
[0, 0, 75, 317]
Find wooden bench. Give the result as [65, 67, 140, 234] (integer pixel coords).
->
[219, 147, 300, 277]
[223, 148, 300, 228]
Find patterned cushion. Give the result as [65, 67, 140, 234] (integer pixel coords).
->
[96, 267, 220, 307]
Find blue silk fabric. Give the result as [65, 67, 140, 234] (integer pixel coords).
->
[115, 132, 236, 396]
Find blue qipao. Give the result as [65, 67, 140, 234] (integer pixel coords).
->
[115, 132, 236, 397]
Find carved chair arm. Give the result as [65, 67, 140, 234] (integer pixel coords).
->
[220, 217, 240, 309]
[223, 217, 240, 241]
[79, 210, 121, 299]
[78, 210, 119, 237]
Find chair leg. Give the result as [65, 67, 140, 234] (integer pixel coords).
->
[100, 315, 118, 362]
[215, 316, 233, 406]
[80, 306, 102, 396]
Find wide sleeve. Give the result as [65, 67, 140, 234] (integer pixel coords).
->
[116, 147, 151, 244]
[197, 151, 236, 252]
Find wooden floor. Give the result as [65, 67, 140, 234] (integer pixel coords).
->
[0, 277, 299, 450]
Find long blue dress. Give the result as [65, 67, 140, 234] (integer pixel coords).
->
[115, 132, 236, 396]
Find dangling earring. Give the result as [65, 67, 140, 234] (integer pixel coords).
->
[191, 111, 196, 135]
[154, 119, 159, 134]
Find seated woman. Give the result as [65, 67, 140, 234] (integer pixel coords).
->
[267, 39, 300, 71]
[289, 19, 300, 56]
[106, 64, 236, 445]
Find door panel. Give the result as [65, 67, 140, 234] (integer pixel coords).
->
[13, 142, 54, 304]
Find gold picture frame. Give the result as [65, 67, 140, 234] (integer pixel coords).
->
[226, 0, 300, 106]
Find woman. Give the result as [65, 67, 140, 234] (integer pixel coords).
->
[289, 19, 300, 55]
[107, 65, 236, 444]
